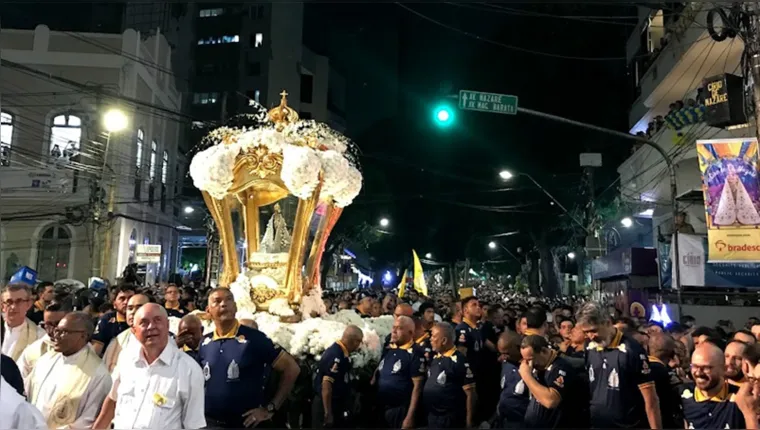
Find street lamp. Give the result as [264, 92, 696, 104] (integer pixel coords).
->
[567, 252, 576, 259]
[103, 109, 128, 133]
[621, 217, 633, 228]
[379, 218, 390, 228]
[184, 206, 195, 214]
[488, 241, 497, 250]
[425, 252, 433, 259]
[498, 170, 514, 180]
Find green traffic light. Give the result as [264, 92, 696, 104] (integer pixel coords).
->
[433, 104, 455, 127]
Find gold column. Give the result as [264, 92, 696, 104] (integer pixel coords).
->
[283, 186, 321, 304]
[241, 189, 260, 266]
[202, 191, 240, 287]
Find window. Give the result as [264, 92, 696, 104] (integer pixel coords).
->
[247, 62, 261, 76]
[199, 8, 223, 18]
[253, 33, 263, 48]
[193, 92, 219, 105]
[128, 229, 137, 263]
[135, 128, 144, 170]
[246, 90, 262, 104]
[300, 111, 312, 120]
[161, 150, 169, 184]
[50, 114, 82, 160]
[197, 35, 239, 45]
[1, 111, 13, 166]
[36, 225, 71, 281]
[150, 140, 157, 182]
[300, 74, 314, 103]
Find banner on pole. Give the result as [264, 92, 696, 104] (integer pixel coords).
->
[670, 233, 705, 288]
[697, 138, 760, 262]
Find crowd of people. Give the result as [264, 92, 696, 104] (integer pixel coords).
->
[3, 279, 760, 429]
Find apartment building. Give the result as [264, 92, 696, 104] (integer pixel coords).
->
[0, 25, 185, 284]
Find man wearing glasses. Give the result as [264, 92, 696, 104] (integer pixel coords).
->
[25, 311, 111, 428]
[1, 284, 45, 361]
[16, 302, 71, 381]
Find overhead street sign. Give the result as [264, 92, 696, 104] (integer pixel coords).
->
[458, 90, 518, 115]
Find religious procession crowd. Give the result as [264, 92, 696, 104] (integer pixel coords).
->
[4, 280, 760, 429]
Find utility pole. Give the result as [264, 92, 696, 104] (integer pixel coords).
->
[743, 3, 760, 142]
[90, 88, 105, 279]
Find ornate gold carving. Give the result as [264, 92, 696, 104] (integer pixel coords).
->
[267, 90, 299, 126]
[237, 145, 283, 179]
[250, 287, 281, 304]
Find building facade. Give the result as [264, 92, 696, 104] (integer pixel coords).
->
[0, 25, 185, 284]
[619, 3, 747, 240]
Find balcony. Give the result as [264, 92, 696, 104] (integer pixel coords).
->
[629, 4, 744, 133]
[0, 166, 82, 201]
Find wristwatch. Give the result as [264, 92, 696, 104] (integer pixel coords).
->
[266, 402, 277, 413]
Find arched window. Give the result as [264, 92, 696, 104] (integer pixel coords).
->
[50, 114, 82, 160]
[128, 229, 138, 263]
[136, 128, 144, 171]
[150, 140, 157, 181]
[1, 111, 13, 166]
[36, 224, 71, 281]
[161, 150, 169, 184]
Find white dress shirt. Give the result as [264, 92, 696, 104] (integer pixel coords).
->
[0, 376, 47, 430]
[26, 346, 112, 429]
[109, 341, 206, 429]
[16, 335, 54, 381]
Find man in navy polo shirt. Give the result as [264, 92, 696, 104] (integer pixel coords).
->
[496, 331, 529, 428]
[382, 303, 414, 354]
[91, 284, 135, 355]
[519, 335, 580, 428]
[199, 288, 301, 428]
[375, 315, 425, 428]
[576, 301, 662, 429]
[455, 297, 483, 362]
[423, 322, 476, 428]
[312, 325, 363, 429]
[680, 342, 757, 429]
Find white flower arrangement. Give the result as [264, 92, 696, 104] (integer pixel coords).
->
[268, 298, 295, 317]
[190, 122, 362, 206]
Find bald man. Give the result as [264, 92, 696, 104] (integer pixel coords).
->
[375, 315, 426, 428]
[176, 314, 204, 363]
[313, 325, 364, 428]
[94, 304, 206, 429]
[680, 343, 757, 429]
[383, 304, 415, 353]
[102, 294, 150, 372]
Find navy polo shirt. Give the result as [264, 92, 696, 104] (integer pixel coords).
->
[376, 341, 426, 408]
[423, 348, 474, 417]
[92, 311, 129, 351]
[648, 356, 681, 429]
[498, 361, 530, 424]
[314, 341, 352, 404]
[415, 333, 434, 365]
[164, 303, 188, 319]
[524, 351, 575, 429]
[680, 381, 745, 429]
[455, 319, 483, 367]
[586, 329, 653, 428]
[199, 321, 283, 422]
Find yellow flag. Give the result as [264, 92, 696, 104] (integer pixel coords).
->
[397, 269, 408, 297]
[412, 250, 428, 296]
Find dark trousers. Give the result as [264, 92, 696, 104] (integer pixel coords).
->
[311, 394, 352, 428]
[382, 405, 409, 428]
[427, 412, 465, 429]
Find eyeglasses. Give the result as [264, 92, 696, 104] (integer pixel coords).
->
[690, 364, 715, 373]
[53, 328, 86, 338]
[2, 298, 30, 308]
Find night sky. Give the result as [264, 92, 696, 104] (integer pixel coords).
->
[309, 3, 639, 269]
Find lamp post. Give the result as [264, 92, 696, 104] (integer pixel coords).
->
[94, 108, 127, 280]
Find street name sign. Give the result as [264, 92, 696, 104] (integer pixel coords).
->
[136, 244, 162, 264]
[458, 90, 518, 115]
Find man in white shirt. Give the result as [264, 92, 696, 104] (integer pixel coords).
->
[92, 303, 206, 429]
[0, 376, 47, 430]
[25, 311, 111, 429]
[16, 301, 70, 381]
[1, 284, 45, 360]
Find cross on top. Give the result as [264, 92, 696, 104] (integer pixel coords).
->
[280, 90, 288, 99]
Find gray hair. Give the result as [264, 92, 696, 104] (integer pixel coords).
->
[575, 301, 610, 326]
[433, 322, 455, 344]
[64, 311, 95, 341]
[1, 283, 32, 298]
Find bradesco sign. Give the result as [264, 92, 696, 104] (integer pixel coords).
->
[710, 234, 760, 263]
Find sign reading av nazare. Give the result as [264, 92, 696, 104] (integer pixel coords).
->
[458, 90, 518, 115]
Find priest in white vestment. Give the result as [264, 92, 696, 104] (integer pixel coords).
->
[102, 293, 150, 372]
[25, 312, 112, 429]
[16, 302, 70, 381]
[1, 284, 45, 361]
[0, 376, 47, 429]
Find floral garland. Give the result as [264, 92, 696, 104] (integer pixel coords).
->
[189, 120, 362, 207]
